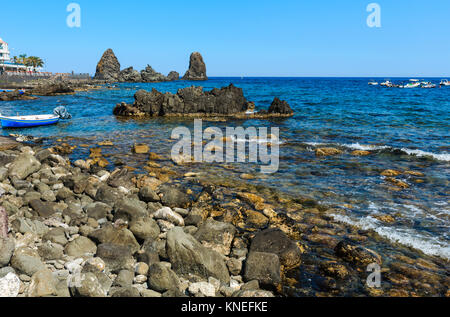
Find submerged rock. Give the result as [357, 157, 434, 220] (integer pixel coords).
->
[335, 240, 381, 267]
[182, 52, 207, 81]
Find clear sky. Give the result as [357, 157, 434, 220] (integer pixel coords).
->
[1, 0, 449, 77]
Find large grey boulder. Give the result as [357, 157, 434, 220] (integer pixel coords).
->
[10, 247, 46, 276]
[166, 227, 230, 283]
[194, 218, 236, 256]
[89, 224, 140, 254]
[64, 236, 97, 257]
[244, 251, 281, 288]
[147, 262, 180, 292]
[96, 243, 134, 273]
[8, 154, 41, 180]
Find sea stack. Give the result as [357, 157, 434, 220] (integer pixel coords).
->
[94, 49, 121, 82]
[182, 52, 207, 81]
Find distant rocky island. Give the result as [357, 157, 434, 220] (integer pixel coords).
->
[93, 49, 207, 83]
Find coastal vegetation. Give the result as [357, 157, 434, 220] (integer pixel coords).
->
[10, 54, 44, 72]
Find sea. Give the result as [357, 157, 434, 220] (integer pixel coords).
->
[1, 77, 449, 260]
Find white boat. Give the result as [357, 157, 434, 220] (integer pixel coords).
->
[380, 80, 393, 87]
[404, 79, 420, 88]
[421, 82, 436, 88]
[0, 114, 59, 128]
[368, 80, 378, 86]
[440, 79, 450, 86]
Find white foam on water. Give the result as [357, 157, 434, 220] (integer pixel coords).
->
[400, 148, 450, 162]
[331, 213, 450, 260]
[341, 143, 390, 151]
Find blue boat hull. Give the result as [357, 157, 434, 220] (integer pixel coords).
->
[0, 117, 59, 129]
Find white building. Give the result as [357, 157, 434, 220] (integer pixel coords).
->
[0, 37, 30, 72]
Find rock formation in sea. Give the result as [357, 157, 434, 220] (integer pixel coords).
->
[94, 49, 121, 82]
[118, 67, 142, 83]
[113, 84, 293, 118]
[182, 52, 208, 81]
[140, 65, 168, 83]
[167, 71, 180, 81]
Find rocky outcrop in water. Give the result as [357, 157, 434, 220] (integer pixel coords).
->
[0, 90, 37, 101]
[113, 84, 293, 119]
[182, 52, 207, 81]
[118, 67, 142, 83]
[140, 65, 167, 83]
[167, 71, 180, 81]
[94, 49, 121, 82]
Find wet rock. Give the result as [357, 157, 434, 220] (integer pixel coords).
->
[381, 169, 402, 177]
[154, 207, 184, 226]
[10, 246, 45, 276]
[268, 97, 294, 116]
[129, 217, 160, 241]
[335, 240, 381, 267]
[319, 261, 350, 279]
[385, 177, 409, 189]
[249, 228, 301, 269]
[94, 48, 121, 82]
[158, 186, 190, 208]
[166, 227, 230, 283]
[8, 154, 41, 180]
[147, 262, 180, 292]
[27, 268, 58, 297]
[0, 238, 15, 267]
[182, 52, 207, 81]
[64, 236, 97, 257]
[96, 243, 134, 273]
[351, 150, 371, 156]
[315, 148, 342, 157]
[194, 218, 236, 256]
[244, 210, 269, 228]
[89, 224, 140, 254]
[244, 251, 281, 288]
[0, 272, 21, 297]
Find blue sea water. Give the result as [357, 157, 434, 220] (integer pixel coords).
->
[1, 77, 449, 259]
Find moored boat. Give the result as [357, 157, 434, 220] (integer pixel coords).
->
[404, 79, 421, 88]
[440, 79, 450, 86]
[380, 80, 393, 87]
[0, 114, 60, 128]
[368, 80, 379, 86]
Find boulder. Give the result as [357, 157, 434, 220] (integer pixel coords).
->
[166, 227, 230, 283]
[194, 218, 236, 256]
[94, 48, 121, 82]
[158, 185, 190, 208]
[335, 240, 382, 267]
[89, 224, 140, 254]
[85, 202, 112, 220]
[129, 217, 160, 241]
[249, 228, 301, 269]
[138, 186, 160, 203]
[74, 272, 107, 297]
[64, 236, 97, 257]
[8, 154, 41, 180]
[182, 52, 207, 81]
[96, 243, 134, 272]
[268, 97, 294, 115]
[27, 268, 58, 297]
[0, 272, 21, 297]
[10, 246, 45, 276]
[244, 251, 281, 288]
[0, 238, 15, 267]
[31, 81, 75, 96]
[147, 262, 180, 292]
[154, 207, 184, 226]
[113, 198, 148, 222]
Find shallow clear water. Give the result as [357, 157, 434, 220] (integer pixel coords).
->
[1, 77, 449, 259]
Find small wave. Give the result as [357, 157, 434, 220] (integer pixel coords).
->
[302, 141, 450, 162]
[332, 214, 450, 260]
[400, 148, 450, 162]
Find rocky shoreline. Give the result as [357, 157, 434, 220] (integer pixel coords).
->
[0, 135, 449, 297]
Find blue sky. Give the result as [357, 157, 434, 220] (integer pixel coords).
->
[1, 0, 449, 77]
